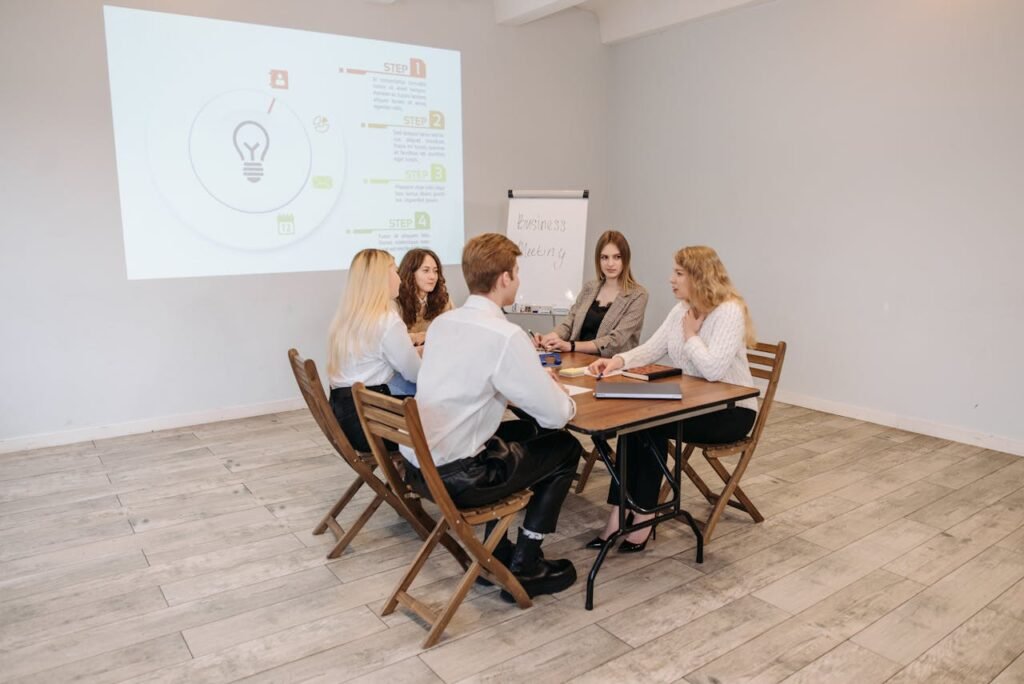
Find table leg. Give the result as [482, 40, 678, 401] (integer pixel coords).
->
[584, 424, 705, 611]
[675, 421, 704, 563]
[630, 425, 703, 564]
[585, 433, 622, 611]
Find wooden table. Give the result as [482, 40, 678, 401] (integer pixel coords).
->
[554, 352, 760, 610]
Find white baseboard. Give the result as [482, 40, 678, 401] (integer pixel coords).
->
[776, 390, 1024, 458]
[0, 397, 307, 455]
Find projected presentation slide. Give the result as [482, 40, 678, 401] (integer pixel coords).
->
[104, 6, 464, 279]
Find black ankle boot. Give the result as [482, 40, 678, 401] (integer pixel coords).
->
[499, 529, 577, 603]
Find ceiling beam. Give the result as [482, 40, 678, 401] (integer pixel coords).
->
[583, 0, 775, 44]
[494, 0, 587, 26]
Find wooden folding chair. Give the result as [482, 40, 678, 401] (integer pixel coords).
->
[659, 341, 787, 543]
[575, 444, 616, 494]
[574, 447, 600, 494]
[287, 349, 470, 566]
[353, 383, 533, 648]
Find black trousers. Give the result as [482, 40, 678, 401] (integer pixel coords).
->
[405, 419, 583, 534]
[608, 407, 757, 510]
[329, 384, 391, 454]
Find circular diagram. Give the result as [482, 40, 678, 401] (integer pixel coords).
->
[148, 89, 345, 251]
[190, 91, 311, 213]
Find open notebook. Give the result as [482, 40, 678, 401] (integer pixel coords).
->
[593, 381, 682, 400]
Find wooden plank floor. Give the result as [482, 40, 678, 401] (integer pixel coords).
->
[2, 403, 1023, 683]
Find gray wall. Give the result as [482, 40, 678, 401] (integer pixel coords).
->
[607, 0, 1024, 451]
[6, 0, 1022, 454]
[0, 0, 610, 447]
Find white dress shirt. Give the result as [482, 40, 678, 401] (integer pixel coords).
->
[402, 295, 576, 468]
[328, 311, 420, 388]
[618, 300, 758, 413]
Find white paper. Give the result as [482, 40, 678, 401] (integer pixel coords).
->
[584, 369, 622, 378]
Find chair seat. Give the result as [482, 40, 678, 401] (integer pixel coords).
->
[354, 450, 404, 463]
[694, 437, 752, 458]
[462, 491, 533, 525]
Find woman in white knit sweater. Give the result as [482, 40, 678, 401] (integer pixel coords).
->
[586, 246, 757, 553]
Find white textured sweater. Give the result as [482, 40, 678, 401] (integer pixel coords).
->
[617, 300, 758, 412]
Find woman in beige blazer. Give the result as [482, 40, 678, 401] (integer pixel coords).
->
[536, 231, 648, 358]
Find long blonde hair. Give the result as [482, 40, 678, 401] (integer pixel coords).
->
[675, 246, 756, 347]
[327, 249, 396, 376]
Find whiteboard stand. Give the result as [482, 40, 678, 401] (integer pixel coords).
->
[504, 189, 589, 320]
[504, 311, 558, 336]
[508, 190, 590, 200]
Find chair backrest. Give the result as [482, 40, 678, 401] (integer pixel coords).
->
[352, 383, 462, 524]
[746, 341, 787, 447]
[287, 348, 363, 465]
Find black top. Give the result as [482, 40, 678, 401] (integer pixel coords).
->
[578, 298, 612, 342]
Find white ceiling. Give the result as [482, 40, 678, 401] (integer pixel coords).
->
[493, 0, 775, 44]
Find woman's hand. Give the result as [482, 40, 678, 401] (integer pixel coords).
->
[538, 332, 562, 350]
[588, 355, 624, 377]
[546, 338, 571, 352]
[409, 332, 426, 347]
[682, 308, 705, 340]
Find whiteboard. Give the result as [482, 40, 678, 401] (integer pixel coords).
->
[505, 193, 588, 311]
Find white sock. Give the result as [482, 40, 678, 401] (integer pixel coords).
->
[521, 528, 545, 540]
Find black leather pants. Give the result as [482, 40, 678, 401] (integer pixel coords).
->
[608, 407, 757, 509]
[329, 384, 391, 453]
[405, 419, 583, 534]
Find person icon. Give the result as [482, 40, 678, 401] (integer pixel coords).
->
[269, 69, 289, 89]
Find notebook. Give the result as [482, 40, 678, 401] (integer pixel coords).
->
[621, 364, 682, 381]
[594, 381, 683, 400]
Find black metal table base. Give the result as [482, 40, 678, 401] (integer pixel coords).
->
[584, 423, 704, 611]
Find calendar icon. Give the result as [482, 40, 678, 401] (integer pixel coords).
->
[277, 214, 295, 235]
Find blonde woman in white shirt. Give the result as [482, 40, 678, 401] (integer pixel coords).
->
[587, 246, 758, 553]
[327, 249, 421, 453]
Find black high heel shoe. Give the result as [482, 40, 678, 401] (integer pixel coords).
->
[584, 512, 634, 549]
[618, 524, 656, 554]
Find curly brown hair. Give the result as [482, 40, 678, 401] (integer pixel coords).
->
[396, 248, 450, 327]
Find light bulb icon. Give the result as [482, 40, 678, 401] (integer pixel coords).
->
[232, 120, 270, 183]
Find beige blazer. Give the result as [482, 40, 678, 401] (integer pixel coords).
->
[554, 279, 649, 358]
[407, 298, 454, 335]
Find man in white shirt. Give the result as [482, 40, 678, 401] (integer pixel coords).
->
[403, 233, 583, 601]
